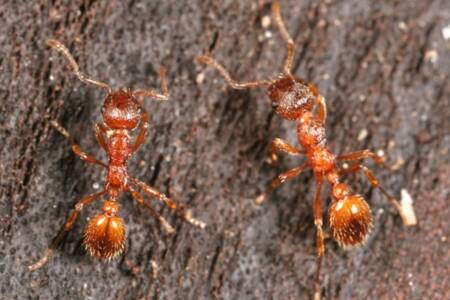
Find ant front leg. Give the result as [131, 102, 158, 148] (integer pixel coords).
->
[133, 67, 170, 101]
[267, 137, 304, 166]
[255, 163, 308, 204]
[337, 149, 385, 165]
[130, 178, 206, 229]
[313, 179, 325, 300]
[94, 123, 108, 152]
[128, 185, 175, 234]
[51, 121, 108, 168]
[28, 190, 106, 271]
[131, 110, 149, 153]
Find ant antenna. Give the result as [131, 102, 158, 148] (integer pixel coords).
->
[132, 67, 170, 101]
[47, 39, 112, 92]
[272, 0, 296, 75]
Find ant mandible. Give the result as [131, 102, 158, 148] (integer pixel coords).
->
[196, 0, 414, 298]
[28, 39, 205, 271]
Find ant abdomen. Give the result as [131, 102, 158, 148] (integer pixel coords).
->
[329, 194, 373, 248]
[267, 75, 315, 120]
[102, 90, 142, 130]
[84, 201, 126, 260]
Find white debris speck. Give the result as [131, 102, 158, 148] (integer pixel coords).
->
[441, 236, 447, 242]
[376, 149, 385, 157]
[264, 30, 272, 39]
[92, 182, 100, 190]
[357, 128, 368, 141]
[424, 49, 438, 64]
[398, 21, 408, 31]
[442, 24, 450, 40]
[196, 73, 205, 84]
[49, 75, 55, 81]
[322, 73, 330, 80]
[400, 189, 417, 226]
[261, 15, 271, 28]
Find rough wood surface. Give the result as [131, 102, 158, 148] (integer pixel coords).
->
[1, 1, 449, 299]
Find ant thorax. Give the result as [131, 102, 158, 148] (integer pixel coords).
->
[267, 76, 315, 120]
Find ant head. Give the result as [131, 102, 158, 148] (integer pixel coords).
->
[328, 194, 373, 248]
[102, 90, 142, 130]
[267, 76, 315, 120]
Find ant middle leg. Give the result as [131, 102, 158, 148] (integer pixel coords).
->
[195, 55, 271, 90]
[272, 0, 296, 74]
[28, 190, 106, 271]
[47, 39, 111, 92]
[129, 186, 175, 234]
[255, 163, 308, 204]
[51, 121, 107, 168]
[312, 179, 325, 300]
[267, 137, 304, 166]
[130, 178, 206, 229]
[133, 67, 170, 101]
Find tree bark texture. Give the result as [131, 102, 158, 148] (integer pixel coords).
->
[1, 0, 449, 299]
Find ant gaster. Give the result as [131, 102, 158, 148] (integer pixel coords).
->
[29, 39, 205, 271]
[196, 1, 414, 298]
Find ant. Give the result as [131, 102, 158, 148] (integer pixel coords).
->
[196, 0, 415, 298]
[28, 39, 205, 271]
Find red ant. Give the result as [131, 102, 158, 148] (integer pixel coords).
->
[196, 1, 414, 298]
[28, 39, 205, 271]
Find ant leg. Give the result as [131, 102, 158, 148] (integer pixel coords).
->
[313, 179, 325, 300]
[51, 121, 107, 168]
[28, 190, 106, 271]
[336, 149, 385, 165]
[133, 67, 170, 101]
[131, 111, 149, 153]
[94, 123, 108, 152]
[195, 55, 271, 90]
[47, 39, 111, 92]
[128, 186, 175, 234]
[272, 0, 296, 74]
[306, 82, 327, 123]
[360, 164, 415, 226]
[130, 178, 206, 229]
[267, 137, 304, 166]
[255, 163, 308, 204]
[316, 96, 327, 123]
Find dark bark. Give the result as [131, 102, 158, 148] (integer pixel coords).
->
[1, 0, 449, 299]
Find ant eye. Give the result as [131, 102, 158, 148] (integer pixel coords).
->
[271, 101, 279, 109]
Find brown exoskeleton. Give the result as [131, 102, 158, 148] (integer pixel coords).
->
[196, 1, 415, 298]
[28, 39, 205, 271]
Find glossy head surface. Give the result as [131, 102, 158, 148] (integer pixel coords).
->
[267, 76, 315, 120]
[102, 90, 142, 129]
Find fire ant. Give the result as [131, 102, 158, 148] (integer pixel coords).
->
[28, 39, 205, 271]
[196, 0, 415, 298]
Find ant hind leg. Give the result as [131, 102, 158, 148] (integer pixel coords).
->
[312, 179, 325, 300]
[130, 178, 206, 229]
[129, 186, 175, 234]
[28, 190, 106, 271]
